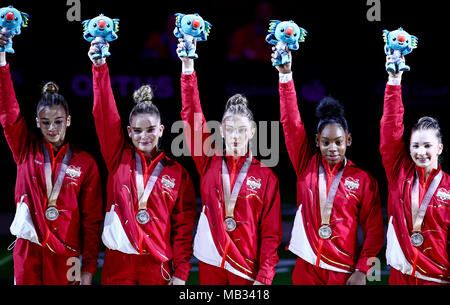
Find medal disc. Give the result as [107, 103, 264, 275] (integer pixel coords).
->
[136, 210, 150, 224]
[318, 225, 332, 239]
[45, 206, 59, 221]
[410, 232, 424, 247]
[224, 217, 237, 232]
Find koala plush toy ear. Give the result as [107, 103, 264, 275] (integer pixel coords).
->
[82, 19, 95, 42]
[20, 11, 30, 28]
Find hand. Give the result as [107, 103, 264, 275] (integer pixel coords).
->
[345, 270, 366, 285]
[168, 276, 186, 285]
[88, 41, 106, 66]
[0, 33, 10, 66]
[272, 46, 292, 74]
[0, 32, 9, 47]
[176, 38, 194, 72]
[253, 280, 265, 285]
[386, 55, 403, 79]
[80, 271, 93, 285]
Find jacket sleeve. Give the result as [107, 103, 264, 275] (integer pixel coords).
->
[170, 168, 197, 281]
[379, 84, 412, 183]
[92, 63, 125, 172]
[279, 78, 315, 178]
[355, 174, 385, 274]
[256, 172, 282, 285]
[79, 157, 104, 275]
[0, 63, 33, 164]
[180, 72, 212, 174]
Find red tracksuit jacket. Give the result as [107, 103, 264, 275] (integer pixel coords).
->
[92, 63, 197, 281]
[279, 78, 384, 274]
[180, 71, 282, 285]
[0, 63, 103, 275]
[381, 84, 450, 283]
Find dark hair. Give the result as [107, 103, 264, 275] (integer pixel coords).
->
[129, 85, 161, 124]
[222, 94, 254, 123]
[36, 82, 70, 117]
[411, 116, 443, 143]
[315, 96, 349, 134]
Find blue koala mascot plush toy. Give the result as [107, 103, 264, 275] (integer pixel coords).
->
[82, 14, 119, 59]
[173, 13, 212, 59]
[383, 27, 418, 73]
[265, 20, 307, 66]
[0, 5, 29, 54]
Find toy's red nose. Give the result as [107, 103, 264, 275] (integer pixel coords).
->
[5, 11, 14, 21]
[98, 19, 106, 28]
[397, 34, 406, 42]
[192, 19, 200, 28]
[285, 27, 294, 36]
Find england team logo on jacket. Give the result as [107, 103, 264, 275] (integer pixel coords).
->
[344, 177, 360, 190]
[66, 165, 82, 181]
[161, 175, 175, 189]
[436, 188, 450, 201]
[246, 176, 261, 191]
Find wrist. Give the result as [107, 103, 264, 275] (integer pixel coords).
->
[387, 75, 402, 85]
[182, 60, 194, 74]
[279, 72, 293, 83]
[93, 58, 106, 67]
[0, 52, 6, 67]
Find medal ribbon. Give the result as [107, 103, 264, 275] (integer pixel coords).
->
[135, 152, 165, 212]
[315, 159, 346, 267]
[42, 144, 72, 246]
[221, 154, 253, 219]
[135, 152, 165, 255]
[410, 170, 442, 233]
[220, 153, 252, 269]
[318, 160, 346, 226]
[410, 169, 442, 277]
[43, 144, 72, 210]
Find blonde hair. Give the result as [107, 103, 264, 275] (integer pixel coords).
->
[128, 85, 160, 124]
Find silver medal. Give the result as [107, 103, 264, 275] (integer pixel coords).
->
[318, 224, 332, 239]
[45, 206, 59, 221]
[136, 210, 150, 224]
[224, 217, 237, 232]
[410, 232, 424, 247]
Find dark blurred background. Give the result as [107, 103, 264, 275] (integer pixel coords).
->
[0, 0, 448, 284]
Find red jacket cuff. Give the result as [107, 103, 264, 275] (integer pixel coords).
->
[255, 270, 274, 285]
[355, 257, 373, 274]
[0, 62, 10, 72]
[181, 70, 197, 80]
[173, 263, 191, 282]
[385, 83, 402, 92]
[92, 62, 108, 74]
[81, 259, 98, 276]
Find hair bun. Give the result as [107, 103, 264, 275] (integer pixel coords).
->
[315, 96, 344, 119]
[226, 94, 248, 109]
[42, 82, 59, 95]
[133, 85, 154, 105]
[417, 116, 438, 125]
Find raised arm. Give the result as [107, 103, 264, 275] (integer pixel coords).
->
[379, 55, 413, 183]
[178, 39, 213, 174]
[274, 49, 315, 177]
[0, 48, 34, 164]
[89, 44, 126, 172]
